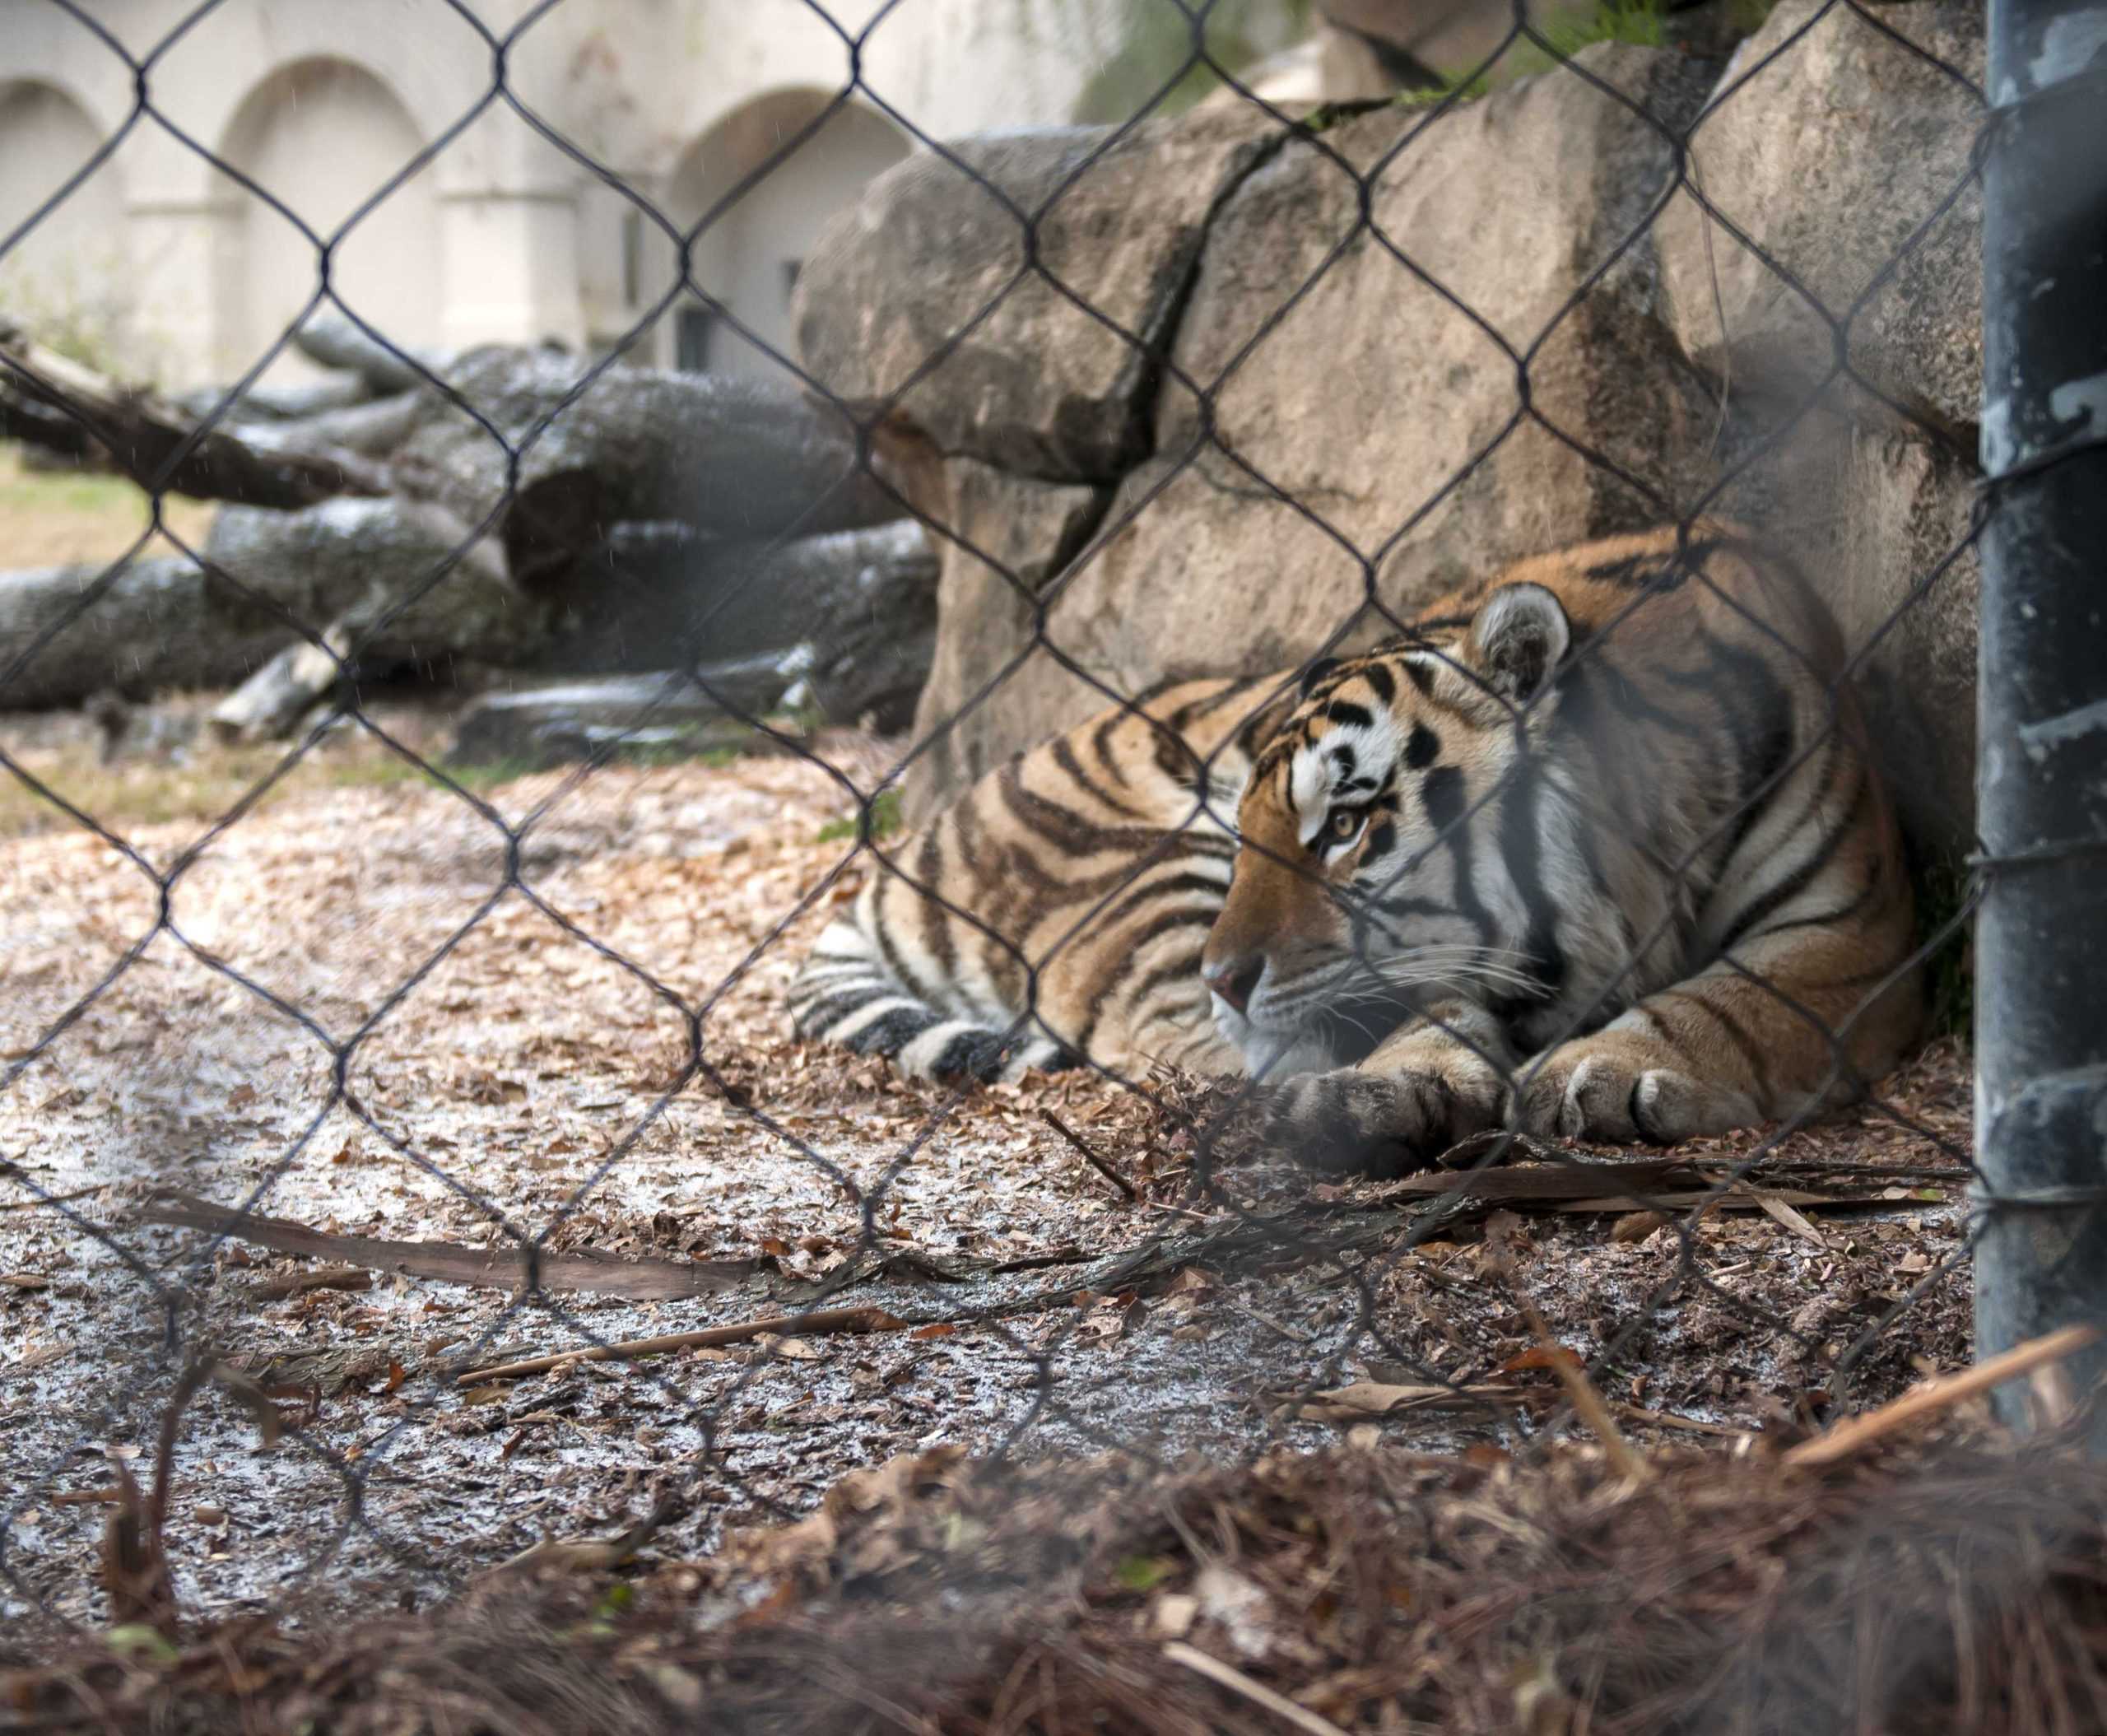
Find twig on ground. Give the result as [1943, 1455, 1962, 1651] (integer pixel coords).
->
[1754, 1192, 1834, 1250]
[1515, 1296, 1650, 1484]
[1220, 1296, 1317, 1344]
[1041, 1110, 1139, 1202]
[138, 1189, 755, 1300]
[485, 1498, 678, 1576]
[1435, 1129, 1565, 1169]
[1162, 1641, 1352, 1736]
[455, 1306, 906, 1385]
[1610, 1402, 1746, 1440]
[250, 1264, 374, 1301]
[0, 1164, 114, 1212]
[1784, 1323, 2101, 1468]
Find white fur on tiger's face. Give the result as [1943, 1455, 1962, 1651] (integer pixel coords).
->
[787, 524, 1923, 1174]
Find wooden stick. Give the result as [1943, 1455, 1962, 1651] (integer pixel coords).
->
[1518, 1300, 1651, 1485]
[1754, 1191, 1833, 1249]
[1162, 1642, 1352, 1736]
[1040, 1110, 1139, 1202]
[1784, 1323, 2101, 1468]
[455, 1305, 905, 1385]
[1611, 1401, 1745, 1440]
[0, 322, 389, 506]
[137, 1189, 754, 1301]
[250, 1264, 372, 1301]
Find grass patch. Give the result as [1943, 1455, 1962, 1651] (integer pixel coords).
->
[817, 789, 903, 845]
[0, 443, 216, 568]
[1390, 0, 1667, 109]
[1534, 0, 1668, 57]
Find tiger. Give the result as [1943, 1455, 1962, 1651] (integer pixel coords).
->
[787, 524, 1923, 1172]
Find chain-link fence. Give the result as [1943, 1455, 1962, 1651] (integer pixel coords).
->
[0, 0, 2097, 1727]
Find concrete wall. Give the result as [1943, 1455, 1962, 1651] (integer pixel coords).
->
[0, 0, 1150, 389]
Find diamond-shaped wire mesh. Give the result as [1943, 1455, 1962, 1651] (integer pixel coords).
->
[0, 0, 1999, 1666]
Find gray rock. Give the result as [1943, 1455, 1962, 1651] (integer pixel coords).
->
[446, 667, 786, 770]
[793, 107, 1286, 484]
[901, 460, 1113, 819]
[1654, 0, 1984, 440]
[0, 557, 295, 709]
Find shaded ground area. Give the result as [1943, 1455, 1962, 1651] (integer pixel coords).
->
[9, 1429, 2104, 1735]
[1, 710, 1974, 1634]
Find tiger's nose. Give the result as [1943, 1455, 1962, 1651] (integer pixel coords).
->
[1203, 955, 1265, 1015]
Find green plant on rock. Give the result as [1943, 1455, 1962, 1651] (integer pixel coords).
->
[1065, 0, 1317, 123]
[817, 789, 904, 845]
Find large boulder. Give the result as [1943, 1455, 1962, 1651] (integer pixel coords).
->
[1654, 0, 1984, 441]
[800, 6, 1985, 854]
[1649, 0, 1984, 856]
[834, 44, 1725, 819]
[793, 108, 1286, 484]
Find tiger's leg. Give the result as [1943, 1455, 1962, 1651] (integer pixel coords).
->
[1264, 1001, 1516, 1175]
[1515, 922, 1923, 1144]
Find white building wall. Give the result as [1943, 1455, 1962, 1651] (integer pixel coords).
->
[0, 0, 1189, 389]
[0, 80, 129, 359]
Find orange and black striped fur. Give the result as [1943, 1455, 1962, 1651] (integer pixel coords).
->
[788, 524, 1921, 1171]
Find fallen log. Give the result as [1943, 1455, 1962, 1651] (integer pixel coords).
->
[292, 312, 450, 396]
[0, 323, 389, 507]
[0, 557, 295, 709]
[545, 519, 937, 728]
[244, 391, 421, 459]
[202, 497, 529, 648]
[203, 498, 541, 741]
[136, 1188, 756, 1300]
[446, 663, 794, 770]
[392, 346, 905, 584]
[174, 373, 371, 426]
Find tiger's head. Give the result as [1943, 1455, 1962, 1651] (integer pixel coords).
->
[1200, 580, 1577, 1077]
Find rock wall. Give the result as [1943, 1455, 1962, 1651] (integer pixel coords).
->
[794, 0, 1984, 858]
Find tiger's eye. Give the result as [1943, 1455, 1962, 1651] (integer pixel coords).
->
[1329, 809, 1360, 842]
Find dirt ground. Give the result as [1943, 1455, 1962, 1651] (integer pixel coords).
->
[0, 698, 1976, 1634]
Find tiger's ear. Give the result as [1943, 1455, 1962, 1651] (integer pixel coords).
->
[1297, 656, 1341, 697]
[1465, 583, 1571, 702]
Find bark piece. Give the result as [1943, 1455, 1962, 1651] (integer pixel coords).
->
[0, 323, 388, 507]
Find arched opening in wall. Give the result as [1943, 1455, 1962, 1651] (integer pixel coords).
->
[0, 81, 126, 367]
[212, 58, 440, 384]
[663, 91, 909, 381]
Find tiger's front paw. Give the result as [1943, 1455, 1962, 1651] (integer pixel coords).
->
[1264, 1068, 1457, 1178]
[1518, 1039, 1757, 1145]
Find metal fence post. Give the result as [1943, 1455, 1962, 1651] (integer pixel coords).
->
[1974, 0, 2107, 1431]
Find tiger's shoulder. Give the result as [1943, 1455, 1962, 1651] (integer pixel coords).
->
[1407, 520, 1842, 668]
